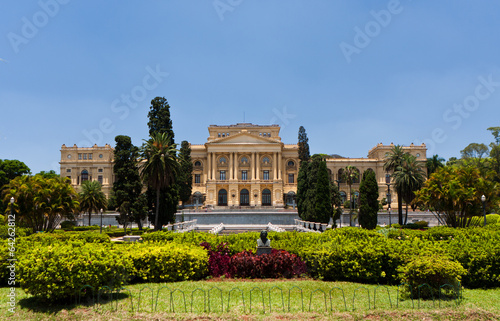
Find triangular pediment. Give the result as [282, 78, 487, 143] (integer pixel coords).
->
[208, 132, 280, 145]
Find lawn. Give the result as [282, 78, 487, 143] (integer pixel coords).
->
[1, 279, 499, 320]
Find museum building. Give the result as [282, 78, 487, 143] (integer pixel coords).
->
[59, 123, 427, 209]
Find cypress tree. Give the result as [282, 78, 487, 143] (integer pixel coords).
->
[314, 159, 332, 223]
[178, 140, 193, 208]
[146, 96, 179, 225]
[298, 126, 310, 162]
[297, 160, 309, 219]
[113, 135, 147, 230]
[358, 169, 379, 229]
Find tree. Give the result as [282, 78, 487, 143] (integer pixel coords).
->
[446, 157, 460, 167]
[36, 170, 59, 179]
[0, 159, 31, 188]
[298, 126, 310, 162]
[140, 132, 179, 231]
[426, 155, 445, 176]
[414, 166, 498, 227]
[2, 175, 79, 233]
[296, 160, 309, 218]
[342, 165, 359, 226]
[488, 127, 500, 180]
[383, 145, 406, 225]
[358, 169, 379, 229]
[314, 160, 332, 224]
[113, 135, 146, 231]
[178, 140, 193, 208]
[393, 154, 426, 224]
[79, 180, 107, 226]
[460, 143, 489, 160]
[146, 96, 179, 227]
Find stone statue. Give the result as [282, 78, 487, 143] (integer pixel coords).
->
[257, 230, 271, 247]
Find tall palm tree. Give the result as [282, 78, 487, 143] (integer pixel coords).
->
[393, 154, 426, 224]
[342, 165, 359, 225]
[140, 132, 179, 231]
[79, 180, 107, 226]
[383, 145, 406, 225]
[426, 154, 445, 176]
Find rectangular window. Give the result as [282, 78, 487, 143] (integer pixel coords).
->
[78, 153, 82, 160]
[66, 168, 71, 173]
[241, 170, 247, 180]
[98, 168, 103, 173]
[220, 170, 226, 181]
[263, 170, 269, 180]
[288, 173, 294, 184]
[195, 174, 201, 184]
[89, 153, 93, 160]
[98, 175, 103, 184]
[83, 154, 87, 160]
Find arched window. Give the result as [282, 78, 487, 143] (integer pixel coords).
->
[287, 160, 295, 167]
[219, 157, 227, 164]
[340, 191, 347, 203]
[338, 169, 345, 183]
[240, 189, 249, 206]
[81, 170, 89, 183]
[286, 191, 296, 206]
[262, 189, 271, 206]
[353, 168, 361, 184]
[241, 157, 248, 164]
[262, 156, 270, 164]
[218, 189, 227, 206]
[194, 161, 202, 167]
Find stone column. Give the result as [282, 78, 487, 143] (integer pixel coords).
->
[229, 152, 233, 180]
[273, 152, 277, 180]
[278, 151, 282, 180]
[207, 152, 211, 180]
[251, 152, 255, 181]
[211, 153, 215, 181]
[256, 152, 260, 180]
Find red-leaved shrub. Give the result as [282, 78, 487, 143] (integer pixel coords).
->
[200, 242, 232, 277]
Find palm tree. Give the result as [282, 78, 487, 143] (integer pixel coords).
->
[426, 154, 445, 176]
[393, 154, 426, 224]
[140, 132, 179, 231]
[79, 180, 107, 226]
[383, 145, 406, 225]
[342, 165, 359, 226]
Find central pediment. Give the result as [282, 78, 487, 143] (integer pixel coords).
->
[207, 132, 280, 145]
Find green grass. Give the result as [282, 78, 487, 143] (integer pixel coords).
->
[1, 280, 500, 320]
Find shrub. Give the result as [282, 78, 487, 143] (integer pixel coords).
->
[60, 221, 77, 230]
[18, 243, 133, 301]
[486, 214, 500, 225]
[200, 242, 232, 277]
[229, 249, 306, 279]
[127, 243, 208, 282]
[398, 256, 466, 299]
[414, 220, 429, 228]
[21, 231, 110, 245]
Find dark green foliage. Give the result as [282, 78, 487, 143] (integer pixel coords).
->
[314, 160, 332, 223]
[0, 159, 31, 188]
[35, 170, 59, 179]
[358, 170, 379, 229]
[147, 96, 175, 141]
[145, 98, 180, 229]
[298, 126, 310, 162]
[178, 140, 193, 207]
[113, 135, 146, 230]
[296, 161, 309, 218]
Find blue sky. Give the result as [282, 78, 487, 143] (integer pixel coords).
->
[1, 1, 500, 174]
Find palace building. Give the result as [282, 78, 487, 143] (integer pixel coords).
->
[59, 123, 427, 209]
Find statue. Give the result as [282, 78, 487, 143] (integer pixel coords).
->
[256, 230, 271, 255]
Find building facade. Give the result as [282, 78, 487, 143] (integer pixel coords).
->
[59, 123, 427, 209]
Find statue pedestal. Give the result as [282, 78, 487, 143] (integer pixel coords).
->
[256, 246, 272, 256]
